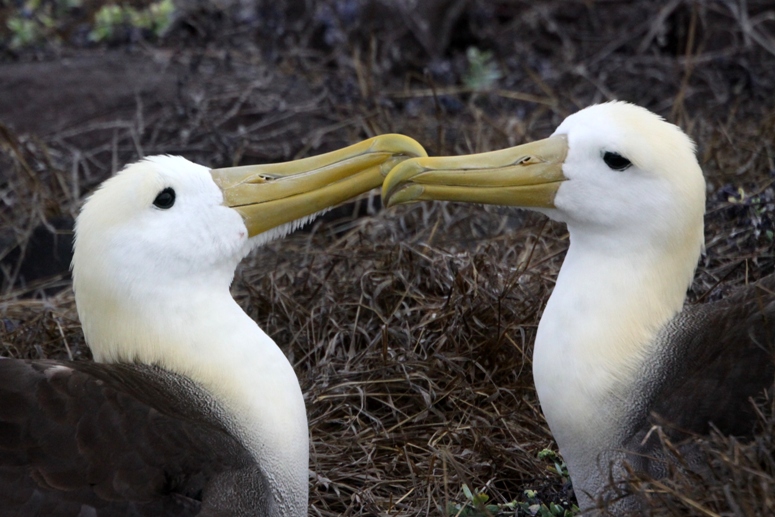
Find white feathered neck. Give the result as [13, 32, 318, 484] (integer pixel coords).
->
[72, 156, 308, 516]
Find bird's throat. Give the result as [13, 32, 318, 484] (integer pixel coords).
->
[532, 233, 698, 440]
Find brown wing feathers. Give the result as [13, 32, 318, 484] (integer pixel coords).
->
[0, 359, 256, 516]
[651, 275, 775, 438]
[622, 275, 775, 479]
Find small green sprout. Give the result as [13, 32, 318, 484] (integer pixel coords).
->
[89, 1, 176, 42]
[445, 484, 501, 516]
[537, 448, 569, 478]
[7, 17, 40, 48]
[3, 0, 173, 48]
[129, 0, 175, 37]
[517, 489, 579, 517]
[463, 47, 502, 91]
[90, 4, 125, 42]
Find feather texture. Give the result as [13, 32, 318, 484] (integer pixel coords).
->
[0, 360, 273, 517]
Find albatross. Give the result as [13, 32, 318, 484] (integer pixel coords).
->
[381, 102, 775, 512]
[0, 134, 425, 516]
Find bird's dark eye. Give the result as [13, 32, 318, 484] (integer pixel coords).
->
[603, 152, 632, 171]
[153, 187, 176, 209]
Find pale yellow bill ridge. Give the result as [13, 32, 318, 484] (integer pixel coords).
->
[211, 134, 427, 237]
[382, 135, 568, 209]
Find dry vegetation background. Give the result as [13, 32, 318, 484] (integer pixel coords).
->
[1, 0, 775, 515]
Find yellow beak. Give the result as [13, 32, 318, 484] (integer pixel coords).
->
[382, 135, 568, 209]
[211, 135, 427, 237]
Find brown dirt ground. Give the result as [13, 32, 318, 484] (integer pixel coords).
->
[2, 1, 775, 515]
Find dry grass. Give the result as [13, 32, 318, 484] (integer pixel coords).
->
[243, 205, 567, 515]
[2, 0, 775, 515]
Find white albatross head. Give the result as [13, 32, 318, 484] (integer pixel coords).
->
[550, 103, 705, 259]
[74, 156, 250, 315]
[383, 101, 705, 261]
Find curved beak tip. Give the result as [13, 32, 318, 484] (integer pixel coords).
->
[379, 135, 569, 210]
[381, 159, 423, 206]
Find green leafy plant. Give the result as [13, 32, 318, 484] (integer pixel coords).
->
[446, 484, 508, 516]
[445, 482, 578, 517]
[89, 4, 125, 42]
[3, 0, 176, 48]
[447, 485, 515, 517]
[132, 0, 175, 37]
[6, 0, 80, 48]
[90, 0, 175, 42]
[463, 46, 502, 91]
[537, 448, 570, 479]
[7, 16, 40, 48]
[516, 489, 578, 517]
